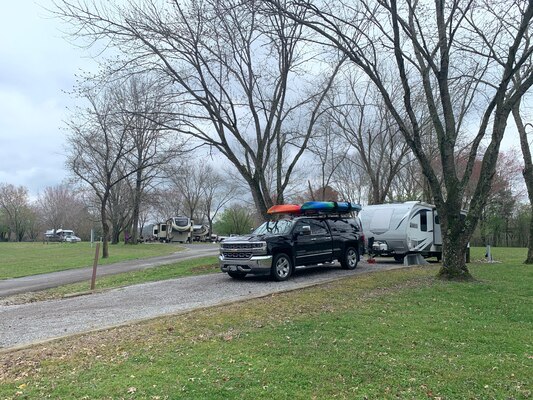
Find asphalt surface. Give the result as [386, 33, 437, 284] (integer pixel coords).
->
[0, 259, 413, 350]
[0, 243, 219, 297]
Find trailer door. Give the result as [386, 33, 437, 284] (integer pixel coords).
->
[407, 208, 434, 251]
[433, 211, 442, 245]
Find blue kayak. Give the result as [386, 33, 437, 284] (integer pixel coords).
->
[301, 201, 362, 213]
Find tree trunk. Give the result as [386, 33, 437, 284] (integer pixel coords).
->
[512, 103, 533, 264]
[250, 179, 271, 221]
[527, 213, 533, 264]
[437, 209, 473, 280]
[130, 170, 142, 245]
[111, 229, 120, 245]
[101, 203, 110, 259]
[438, 233, 471, 280]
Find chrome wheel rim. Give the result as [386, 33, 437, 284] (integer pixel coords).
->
[276, 257, 290, 278]
[347, 249, 357, 268]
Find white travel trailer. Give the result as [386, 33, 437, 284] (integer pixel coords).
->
[359, 201, 442, 262]
[192, 224, 209, 242]
[165, 216, 193, 243]
[152, 223, 168, 242]
[152, 217, 194, 243]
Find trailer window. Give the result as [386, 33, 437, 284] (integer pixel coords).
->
[420, 211, 428, 232]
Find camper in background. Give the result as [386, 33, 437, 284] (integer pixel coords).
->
[359, 201, 442, 263]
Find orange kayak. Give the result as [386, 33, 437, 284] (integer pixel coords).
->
[267, 204, 302, 215]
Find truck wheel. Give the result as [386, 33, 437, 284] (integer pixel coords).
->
[341, 247, 358, 270]
[228, 271, 247, 279]
[271, 253, 292, 281]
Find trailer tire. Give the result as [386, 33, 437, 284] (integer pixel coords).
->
[341, 247, 359, 270]
[271, 253, 292, 281]
[394, 255, 404, 263]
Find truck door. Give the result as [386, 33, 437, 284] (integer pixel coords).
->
[293, 219, 333, 265]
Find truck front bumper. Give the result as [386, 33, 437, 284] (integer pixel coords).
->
[219, 255, 273, 275]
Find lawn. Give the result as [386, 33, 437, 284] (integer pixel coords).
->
[0, 242, 183, 279]
[0, 248, 530, 399]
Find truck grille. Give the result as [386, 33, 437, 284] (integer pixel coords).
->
[223, 252, 252, 259]
[221, 242, 264, 250]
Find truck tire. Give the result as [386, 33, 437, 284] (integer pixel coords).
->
[228, 271, 247, 279]
[271, 253, 292, 281]
[341, 247, 359, 270]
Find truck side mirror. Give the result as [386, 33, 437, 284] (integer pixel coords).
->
[300, 226, 311, 236]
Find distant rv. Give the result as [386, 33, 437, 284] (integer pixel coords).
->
[192, 224, 209, 242]
[359, 201, 442, 262]
[44, 229, 81, 243]
[152, 217, 193, 243]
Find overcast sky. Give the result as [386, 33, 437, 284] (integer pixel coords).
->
[0, 1, 97, 197]
[0, 1, 524, 199]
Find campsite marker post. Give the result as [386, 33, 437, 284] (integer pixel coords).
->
[90, 242, 100, 290]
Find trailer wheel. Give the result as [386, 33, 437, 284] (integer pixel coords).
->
[394, 255, 404, 263]
[271, 253, 292, 281]
[341, 247, 359, 270]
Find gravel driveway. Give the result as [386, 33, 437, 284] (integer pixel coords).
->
[0, 260, 412, 350]
[0, 244, 219, 297]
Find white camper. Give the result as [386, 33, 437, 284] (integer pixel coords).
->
[359, 201, 442, 262]
[165, 216, 193, 243]
[192, 224, 209, 242]
[152, 222, 168, 242]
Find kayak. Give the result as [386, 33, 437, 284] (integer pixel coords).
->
[301, 201, 362, 213]
[267, 204, 302, 214]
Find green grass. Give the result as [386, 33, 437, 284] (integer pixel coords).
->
[6, 256, 219, 303]
[0, 242, 184, 279]
[0, 249, 531, 399]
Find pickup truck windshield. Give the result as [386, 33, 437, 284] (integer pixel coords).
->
[253, 220, 294, 235]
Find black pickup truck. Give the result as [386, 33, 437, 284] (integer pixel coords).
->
[219, 216, 365, 281]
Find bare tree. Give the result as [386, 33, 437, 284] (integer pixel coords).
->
[388, 152, 427, 202]
[53, 0, 344, 219]
[65, 85, 137, 258]
[202, 166, 240, 238]
[268, 0, 533, 279]
[107, 175, 132, 244]
[330, 77, 412, 204]
[307, 116, 350, 201]
[330, 155, 370, 205]
[169, 161, 211, 222]
[0, 184, 32, 242]
[37, 184, 89, 233]
[114, 76, 182, 244]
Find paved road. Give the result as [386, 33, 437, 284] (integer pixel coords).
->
[0, 260, 413, 350]
[0, 244, 219, 298]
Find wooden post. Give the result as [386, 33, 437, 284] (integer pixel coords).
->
[90, 242, 100, 291]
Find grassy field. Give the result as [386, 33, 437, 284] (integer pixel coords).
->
[0, 248, 531, 399]
[0, 242, 184, 279]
